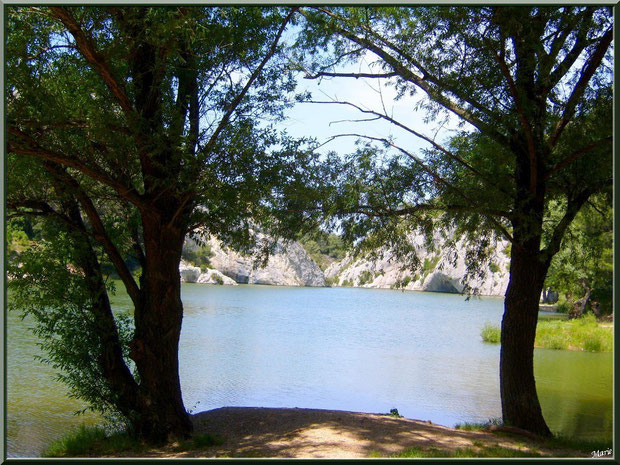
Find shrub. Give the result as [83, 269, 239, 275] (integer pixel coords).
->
[358, 270, 374, 286]
[213, 274, 224, 285]
[481, 323, 501, 344]
[489, 262, 500, 273]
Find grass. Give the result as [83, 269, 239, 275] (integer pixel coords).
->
[480, 323, 501, 343]
[43, 424, 225, 457]
[536, 314, 612, 352]
[479, 314, 612, 352]
[454, 418, 502, 431]
[390, 446, 542, 458]
[43, 425, 146, 457]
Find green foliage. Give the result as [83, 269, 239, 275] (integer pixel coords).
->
[182, 243, 214, 268]
[324, 276, 338, 287]
[341, 279, 353, 287]
[299, 231, 348, 271]
[44, 424, 226, 457]
[6, 220, 32, 259]
[387, 408, 402, 418]
[480, 324, 501, 344]
[358, 270, 374, 286]
[535, 314, 612, 352]
[213, 274, 224, 285]
[544, 195, 613, 314]
[489, 262, 500, 274]
[7, 221, 136, 425]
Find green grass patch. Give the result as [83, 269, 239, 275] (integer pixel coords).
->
[543, 435, 612, 453]
[455, 418, 502, 431]
[479, 315, 612, 352]
[391, 446, 541, 458]
[480, 323, 501, 344]
[43, 425, 146, 457]
[535, 314, 612, 352]
[43, 424, 225, 457]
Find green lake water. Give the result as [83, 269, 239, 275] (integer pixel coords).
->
[6, 284, 613, 457]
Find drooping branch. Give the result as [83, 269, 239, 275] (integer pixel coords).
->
[322, 133, 514, 242]
[305, 70, 399, 80]
[307, 98, 510, 198]
[336, 202, 511, 220]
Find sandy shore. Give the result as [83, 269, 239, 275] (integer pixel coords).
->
[116, 407, 587, 458]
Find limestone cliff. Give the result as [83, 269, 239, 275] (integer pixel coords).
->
[181, 234, 325, 287]
[206, 235, 326, 287]
[325, 232, 510, 297]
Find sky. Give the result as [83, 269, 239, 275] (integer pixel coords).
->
[279, 54, 469, 161]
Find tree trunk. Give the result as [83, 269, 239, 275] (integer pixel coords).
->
[51, 172, 141, 422]
[500, 245, 552, 437]
[129, 212, 193, 442]
[569, 279, 591, 319]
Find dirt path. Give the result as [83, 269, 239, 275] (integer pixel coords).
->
[124, 407, 587, 458]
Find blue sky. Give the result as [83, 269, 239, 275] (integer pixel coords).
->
[280, 54, 470, 160]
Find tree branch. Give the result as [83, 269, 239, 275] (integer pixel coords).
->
[323, 133, 514, 242]
[548, 26, 613, 148]
[305, 71, 399, 80]
[306, 7, 509, 145]
[544, 136, 612, 181]
[309, 99, 503, 187]
[49, 6, 134, 115]
[199, 7, 298, 160]
[8, 128, 148, 210]
[43, 162, 142, 306]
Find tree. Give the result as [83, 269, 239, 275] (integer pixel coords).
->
[298, 6, 612, 436]
[6, 6, 321, 442]
[544, 193, 613, 317]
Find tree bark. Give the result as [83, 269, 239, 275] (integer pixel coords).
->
[500, 235, 552, 437]
[129, 210, 193, 442]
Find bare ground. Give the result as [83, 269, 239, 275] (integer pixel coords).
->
[117, 407, 588, 458]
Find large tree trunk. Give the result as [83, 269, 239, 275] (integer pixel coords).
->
[500, 139, 552, 437]
[129, 211, 193, 442]
[500, 246, 552, 436]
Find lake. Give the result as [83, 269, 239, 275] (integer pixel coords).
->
[6, 284, 613, 457]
